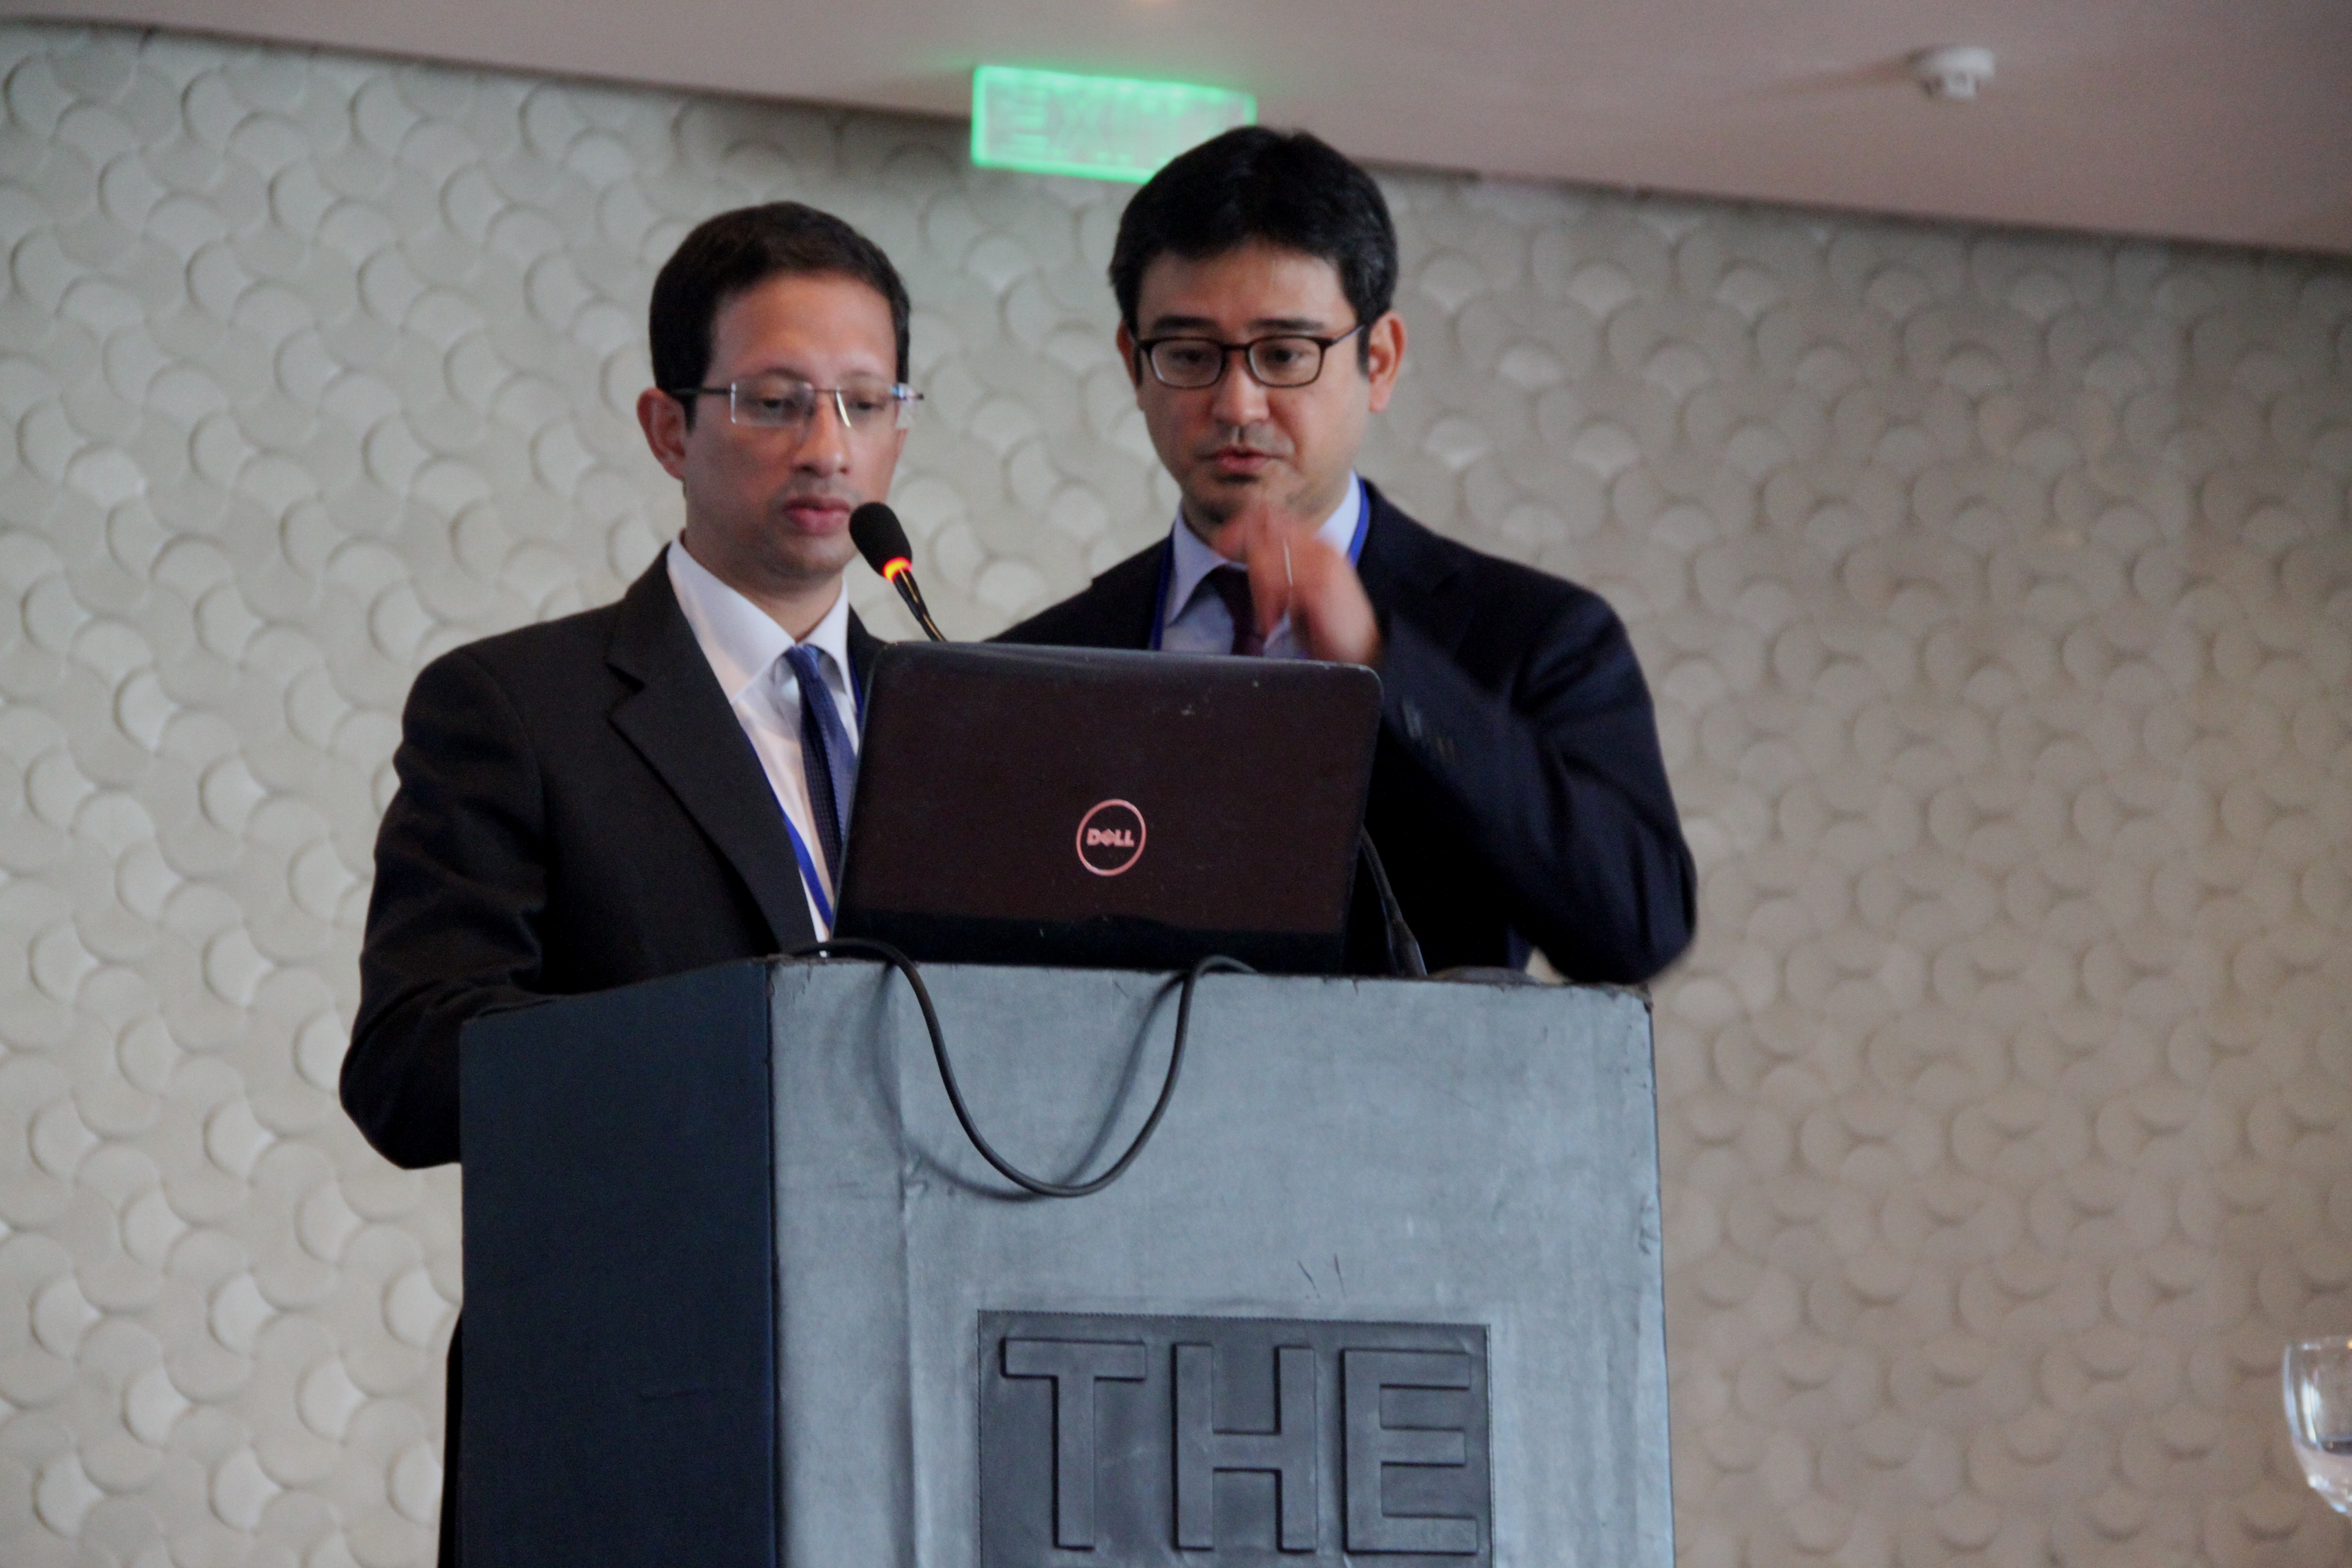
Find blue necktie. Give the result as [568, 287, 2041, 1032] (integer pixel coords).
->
[783, 644, 858, 889]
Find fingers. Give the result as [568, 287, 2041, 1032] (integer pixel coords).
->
[1243, 522, 1297, 640]
[1254, 530, 1381, 663]
[1213, 504, 1295, 639]
[1208, 502, 1382, 664]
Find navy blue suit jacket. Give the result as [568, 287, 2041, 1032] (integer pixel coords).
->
[998, 485, 1695, 982]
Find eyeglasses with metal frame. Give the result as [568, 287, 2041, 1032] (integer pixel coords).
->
[1133, 323, 1367, 390]
[668, 375, 924, 433]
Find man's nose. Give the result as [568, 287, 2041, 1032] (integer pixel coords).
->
[792, 391, 853, 472]
[1208, 351, 1269, 427]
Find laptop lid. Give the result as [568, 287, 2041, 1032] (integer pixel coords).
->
[834, 643, 1381, 973]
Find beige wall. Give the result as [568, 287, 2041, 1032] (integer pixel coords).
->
[0, 21, 2347, 1568]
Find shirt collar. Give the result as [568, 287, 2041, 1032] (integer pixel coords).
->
[666, 538, 853, 703]
[1164, 474, 1363, 620]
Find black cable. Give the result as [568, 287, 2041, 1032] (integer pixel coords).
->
[1356, 831, 1427, 978]
[790, 938, 1253, 1198]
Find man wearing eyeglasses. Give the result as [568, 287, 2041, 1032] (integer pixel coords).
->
[1002, 128, 1695, 983]
[342, 201, 919, 1565]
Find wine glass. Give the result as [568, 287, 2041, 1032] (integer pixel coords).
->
[2283, 1338, 2352, 1515]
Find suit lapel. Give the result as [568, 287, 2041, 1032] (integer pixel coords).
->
[605, 559, 816, 953]
[846, 611, 883, 711]
[1089, 540, 1168, 649]
[1357, 483, 1473, 657]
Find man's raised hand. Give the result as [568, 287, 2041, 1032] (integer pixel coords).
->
[1215, 500, 1382, 668]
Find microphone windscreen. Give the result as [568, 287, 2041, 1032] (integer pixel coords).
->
[849, 502, 913, 574]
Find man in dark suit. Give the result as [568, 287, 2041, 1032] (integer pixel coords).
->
[341, 202, 921, 1563]
[1001, 128, 1695, 982]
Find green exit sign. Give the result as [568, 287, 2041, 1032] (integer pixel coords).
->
[971, 66, 1256, 183]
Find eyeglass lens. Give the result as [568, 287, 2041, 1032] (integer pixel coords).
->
[1148, 337, 1331, 389]
[728, 375, 908, 430]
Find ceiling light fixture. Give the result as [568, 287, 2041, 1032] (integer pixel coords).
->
[1911, 45, 1995, 101]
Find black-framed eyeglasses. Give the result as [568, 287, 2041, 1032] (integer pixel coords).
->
[1134, 324, 1366, 390]
[668, 374, 923, 433]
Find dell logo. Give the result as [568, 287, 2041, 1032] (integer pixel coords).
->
[1076, 799, 1147, 877]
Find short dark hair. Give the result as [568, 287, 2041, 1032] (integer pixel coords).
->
[648, 202, 911, 423]
[1109, 127, 1397, 366]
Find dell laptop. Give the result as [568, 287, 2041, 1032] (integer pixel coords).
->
[833, 642, 1381, 973]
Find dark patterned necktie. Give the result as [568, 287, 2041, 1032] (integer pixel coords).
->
[1205, 566, 1264, 656]
[782, 644, 858, 887]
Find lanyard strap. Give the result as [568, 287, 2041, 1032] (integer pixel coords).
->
[1340, 482, 1372, 564]
[781, 807, 835, 933]
[1150, 479, 1371, 650]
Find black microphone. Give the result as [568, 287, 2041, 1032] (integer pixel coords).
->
[850, 502, 947, 642]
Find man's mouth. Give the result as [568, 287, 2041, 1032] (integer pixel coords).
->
[782, 495, 854, 530]
[1208, 446, 1275, 475]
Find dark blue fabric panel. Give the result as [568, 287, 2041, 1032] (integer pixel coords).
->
[459, 960, 777, 1568]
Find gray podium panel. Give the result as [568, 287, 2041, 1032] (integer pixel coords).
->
[462, 959, 1667, 1568]
[767, 962, 1668, 1568]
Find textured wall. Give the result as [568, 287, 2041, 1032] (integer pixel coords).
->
[0, 20, 2348, 1568]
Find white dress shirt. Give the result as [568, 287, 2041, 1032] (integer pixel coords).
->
[1156, 474, 1366, 657]
[666, 539, 859, 938]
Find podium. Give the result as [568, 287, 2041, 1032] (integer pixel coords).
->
[459, 959, 1670, 1568]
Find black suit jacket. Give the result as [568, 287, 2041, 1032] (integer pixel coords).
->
[998, 484, 1695, 982]
[345, 552, 880, 1170]
[343, 554, 877, 1568]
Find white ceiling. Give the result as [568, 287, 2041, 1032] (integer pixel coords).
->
[10, 0, 2351, 256]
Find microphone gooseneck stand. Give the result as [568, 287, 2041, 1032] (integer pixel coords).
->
[883, 566, 947, 643]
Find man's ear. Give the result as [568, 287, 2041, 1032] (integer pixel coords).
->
[637, 387, 691, 482]
[1115, 321, 1142, 390]
[1363, 311, 1406, 414]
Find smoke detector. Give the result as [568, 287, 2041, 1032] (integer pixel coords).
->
[1911, 45, 1995, 100]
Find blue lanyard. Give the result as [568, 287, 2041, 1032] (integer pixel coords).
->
[781, 811, 833, 931]
[1149, 480, 1371, 651]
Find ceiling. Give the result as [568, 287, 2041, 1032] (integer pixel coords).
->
[9, 0, 2350, 256]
